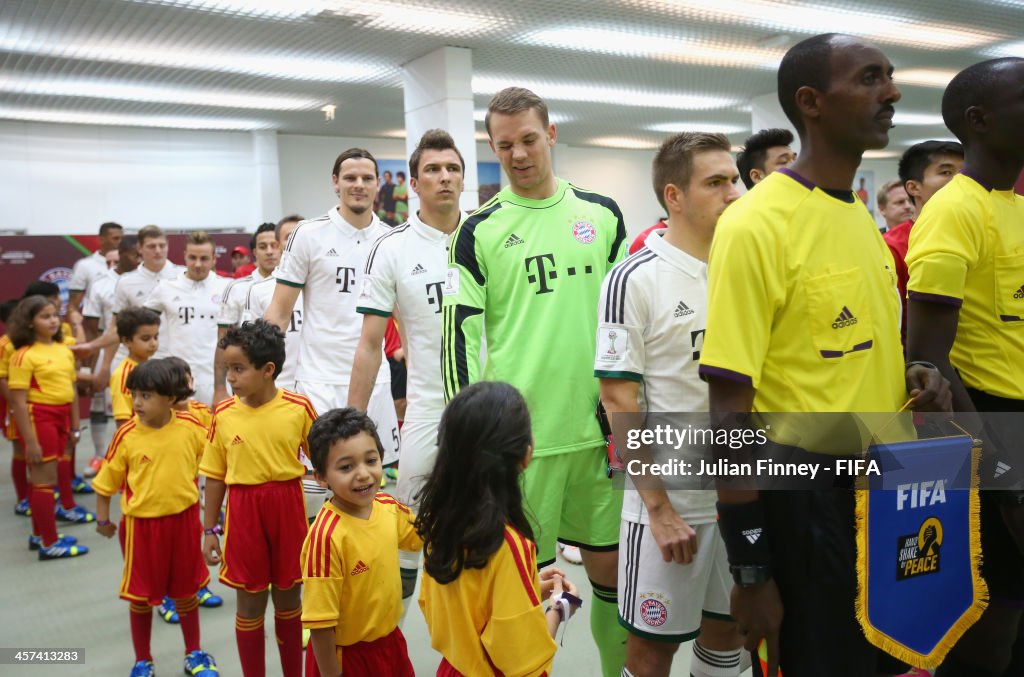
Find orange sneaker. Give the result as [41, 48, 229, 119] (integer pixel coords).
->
[83, 456, 103, 478]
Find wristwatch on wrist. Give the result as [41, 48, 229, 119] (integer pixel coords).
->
[730, 564, 773, 587]
[204, 525, 223, 536]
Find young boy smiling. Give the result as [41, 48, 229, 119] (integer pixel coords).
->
[201, 320, 315, 677]
[302, 408, 422, 677]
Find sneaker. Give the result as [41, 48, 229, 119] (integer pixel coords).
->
[380, 473, 387, 488]
[28, 533, 77, 551]
[302, 628, 310, 649]
[14, 498, 31, 517]
[558, 542, 583, 565]
[56, 505, 96, 523]
[71, 475, 95, 494]
[196, 586, 223, 608]
[183, 649, 219, 676]
[38, 539, 89, 560]
[158, 597, 179, 624]
[129, 659, 155, 677]
[385, 467, 399, 482]
[83, 456, 103, 478]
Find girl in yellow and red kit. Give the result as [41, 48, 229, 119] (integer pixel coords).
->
[6, 295, 92, 559]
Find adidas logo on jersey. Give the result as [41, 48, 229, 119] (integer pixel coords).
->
[674, 301, 694, 318]
[350, 560, 370, 576]
[995, 461, 1012, 478]
[411, 264, 427, 275]
[325, 248, 339, 257]
[832, 306, 858, 329]
[140, 455, 152, 464]
[231, 435, 244, 446]
[504, 233, 525, 248]
[1014, 285, 1024, 299]
[742, 528, 762, 544]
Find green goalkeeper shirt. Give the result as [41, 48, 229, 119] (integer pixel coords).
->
[442, 179, 627, 456]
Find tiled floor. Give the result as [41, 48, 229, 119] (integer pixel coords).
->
[1, 436, 726, 675]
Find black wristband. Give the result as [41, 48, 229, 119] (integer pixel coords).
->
[905, 360, 938, 372]
[716, 500, 772, 567]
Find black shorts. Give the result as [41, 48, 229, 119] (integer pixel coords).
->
[966, 387, 1024, 603]
[759, 489, 907, 677]
[388, 357, 407, 400]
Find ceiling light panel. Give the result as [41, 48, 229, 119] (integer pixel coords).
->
[527, 27, 782, 69]
[137, 0, 500, 36]
[588, 136, 660, 150]
[472, 77, 737, 111]
[633, 0, 1002, 49]
[0, 74, 320, 110]
[649, 121, 750, 134]
[893, 112, 945, 125]
[895, 69, 958, 88]
[0, 106, 271, 130]
[0, 34, 387, 83]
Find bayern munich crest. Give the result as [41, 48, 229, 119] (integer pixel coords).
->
[572, 220, 596, 244]
[639, 598, 668, 627]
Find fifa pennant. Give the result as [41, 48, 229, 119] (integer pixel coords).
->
[855, 435, 986, 668]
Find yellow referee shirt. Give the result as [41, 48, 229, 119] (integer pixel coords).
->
[906, 173, 1024, 400]
[700, 169, 907, 415]
[301, 495, 422, 662]
[201, 389, 316, 485]
[419, 524, 556, 677]
[110, 357, 138, 422]
[8, 342, 76, 405]
[92, 411, 206, 517]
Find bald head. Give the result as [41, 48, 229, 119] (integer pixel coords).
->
[942, 58, 1024, 146]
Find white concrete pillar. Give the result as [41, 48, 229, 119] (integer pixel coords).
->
[402, 46, 479, 214]
[750, 92, 801, 155]
[252, 130, 282, 223]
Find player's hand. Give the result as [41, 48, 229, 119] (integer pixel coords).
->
[96, 522, 117, 538]
[25, 441, 43, 465]
[538, 567, 566, 598]
[905, 365, 952, 412]
[66, 431, 79, 452]
[203, 534, 222, 565]
[649, 503, 698, 564]
[732, 579, 783, 677]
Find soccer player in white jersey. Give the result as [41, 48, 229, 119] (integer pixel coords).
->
[349, 129, 466, 608]
[80, 236, 140, 476]
[67, 221, 123, 327]
[264, 148, 399, 464]
[75, 225, 182, 389]
[245, 216, 304, 391]
[143, 231, 228, 405]
[213, 222, 280, 403]
[597, 133, 744, 677]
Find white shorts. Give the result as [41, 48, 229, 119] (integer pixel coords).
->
[302, 478, 329, 521]
[296, 380, 400, 465]
[618, 519, 732, 642]
[395, 418, 439, 571]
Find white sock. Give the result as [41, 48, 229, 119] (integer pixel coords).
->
[690, 641, 742, 677]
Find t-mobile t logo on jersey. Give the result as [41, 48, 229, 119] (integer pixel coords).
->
[425, 282, 444, 314]
[335, 267, 357, 293]
[178, 306, 196, 324]
[524, 254, 557, 294]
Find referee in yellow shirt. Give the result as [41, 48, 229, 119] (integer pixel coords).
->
[906, 57, 1024, 677]
[699, 33, 949, 676]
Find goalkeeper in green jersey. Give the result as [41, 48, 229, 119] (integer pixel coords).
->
[441, 87, 628, 676]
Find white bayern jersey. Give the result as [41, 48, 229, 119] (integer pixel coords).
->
[358, 210, 459, 422]
[594, 230, 714, 525]
[245, 275, 302, 387]
[143, 270, 229, 383]
[112, 261, 181, 358]
[82, 268, 119, 331]
[69, 251, 108, 293]
[275, 206, 391, 385]
[217, 268, 270, 328]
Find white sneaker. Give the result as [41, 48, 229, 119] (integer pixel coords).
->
[558, 543, 583, 565]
